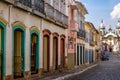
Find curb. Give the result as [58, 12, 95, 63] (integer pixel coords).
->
[53, 64, 98, 80]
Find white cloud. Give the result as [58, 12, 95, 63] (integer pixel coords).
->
[110, 3, 120, 19]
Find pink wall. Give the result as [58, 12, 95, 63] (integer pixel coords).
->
[68, 0, 77, 54]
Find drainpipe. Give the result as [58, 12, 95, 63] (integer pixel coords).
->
[40, 18, 43, 69]
[8, 5, 12, 27]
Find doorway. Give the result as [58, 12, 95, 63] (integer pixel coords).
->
[60, 39, 65, 68]
[14, 29, 24, 78]
[43, 35, 50, 72]
[53, 37, 58, 70]
[31, 33, 38, 74]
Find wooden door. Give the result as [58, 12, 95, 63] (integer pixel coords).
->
[77, 46, 79, 65]
[14, 30, 23, 78]
[80, 46, 82, 64]
[43, 35, 49, 72]
[0, 27, 2, 80]
[60, 39, 65, 68]
[53, 37, 58, 70]
[31, 34, 38, 74]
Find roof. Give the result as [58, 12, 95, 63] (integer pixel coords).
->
[104, 32, 117, 37]
[75, 1, 88, 15]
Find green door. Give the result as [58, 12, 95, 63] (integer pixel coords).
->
[31, 34, 38, 74]
[0, 27, 2, 80]
[14, 30, 23, 78]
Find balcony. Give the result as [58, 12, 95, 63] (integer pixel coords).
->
[89, 39, 94, 46]
[14, 0, 32, 12]
[33, 0, 44, 13]
[70, 19, 78, 32]
[70, 2, 77, 9]
[4, 0, 14, 4]
[54, 9, 62, 23]
[62, 14, 68, 26]
[45, 2, 68, 28]
[77, 29, 85, 39]
[45, 3, 54, 19]
[32, 0, 45, 17]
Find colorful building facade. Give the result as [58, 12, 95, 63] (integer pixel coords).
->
[67, 0, 78, 69]
[0, 0, 68, 79]
[85, 22, 99, 64]
[76, 1, 88, 66]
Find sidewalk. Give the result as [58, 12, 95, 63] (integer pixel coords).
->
[31, 62, 98, 80]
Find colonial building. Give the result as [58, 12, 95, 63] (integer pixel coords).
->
[0, 0, 68, 80]
[67, 0, 78, 69]
[76, 1, 88, 66]
[85, 22, 99, 64]
[99, 20, 120, 53]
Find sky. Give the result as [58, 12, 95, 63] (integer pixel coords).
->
[77, 0, 120, 30]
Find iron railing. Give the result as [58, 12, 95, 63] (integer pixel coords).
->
[45, 3, 54, 19]
[54, 9, 62, 23]
[77, 29, 86, 38]
[62, 14, 68, 26]
[33, 0, 44, 13]
[16, 0, 32, 8]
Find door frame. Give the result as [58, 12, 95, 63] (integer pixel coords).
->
[12, 24, 26, 77]
[52, 32, 59, 70]
[60, 34, 66, 68]
[30, 30, 39, 74]
[0, 21, 6, 77]
[43, 29, 51, 72]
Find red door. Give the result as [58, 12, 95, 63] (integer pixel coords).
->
[60, 39, 65, 68]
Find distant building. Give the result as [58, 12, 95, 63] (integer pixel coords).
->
[99, 20, 120, 53]
[85, 22, 99, 64]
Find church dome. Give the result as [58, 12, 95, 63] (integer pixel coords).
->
[109, 27, 112, 32]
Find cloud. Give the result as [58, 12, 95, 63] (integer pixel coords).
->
[110, 3, 120, 19]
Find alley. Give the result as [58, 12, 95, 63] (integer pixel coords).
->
[66, 53, 120, 80]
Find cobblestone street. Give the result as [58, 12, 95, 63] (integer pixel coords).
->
[66, 53, 120, 80]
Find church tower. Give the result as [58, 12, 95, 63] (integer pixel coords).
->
[99, 20, 105, 36]
[116, 20, 120, 35]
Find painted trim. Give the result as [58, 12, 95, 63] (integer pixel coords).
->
[43, 29, 51, 71]
[43, 29, 51, 36]
[52, 32, 59, 37]
[60, 35, 65, 68]
[12, 21, 27, 29]
[12, 25, 26, 74]
[0, 17, 8, 26]
[0, 21, 6, 76]
[30, 26, 40, 34]
[52, 32, 59, 70]
[30, 30, 40, 71]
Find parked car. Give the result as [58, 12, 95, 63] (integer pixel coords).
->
[101, 51, 109, 61]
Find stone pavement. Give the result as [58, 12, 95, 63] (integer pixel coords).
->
[66, 53, 120, 80]
[30, 62, 98, 80]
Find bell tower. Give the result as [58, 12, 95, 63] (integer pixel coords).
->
[116, 20, 120, 35]
[99, 20, 105, 36]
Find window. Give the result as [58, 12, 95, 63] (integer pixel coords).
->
[53, 0, 59, 10]
[60, 0, 66, 13]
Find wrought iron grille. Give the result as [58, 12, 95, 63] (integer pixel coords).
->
[17, 0, 32, 8]
[34, 0, 44, 13]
